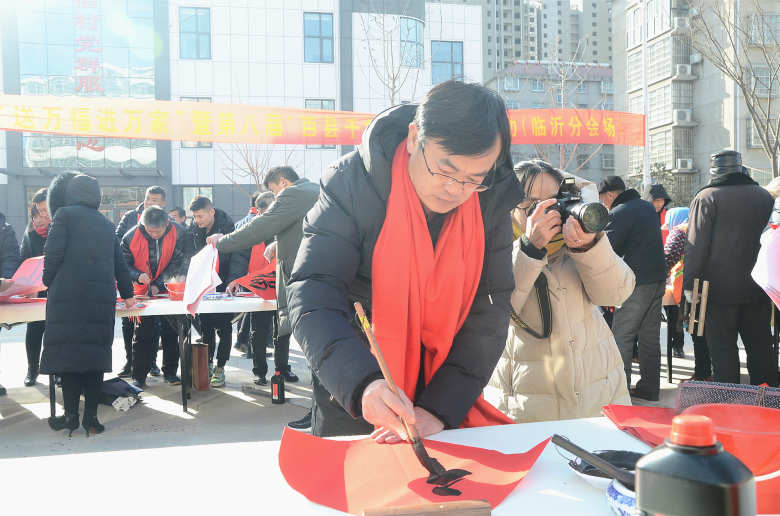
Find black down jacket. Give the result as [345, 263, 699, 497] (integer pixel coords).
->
[188, 208, 235, 291]
[287, 104, 523, 429]
[40, 173, 133, 374]
[0, 212, 20, 278]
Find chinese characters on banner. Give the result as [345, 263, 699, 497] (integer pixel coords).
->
[74, 0, 106, 153]
[0, 94, 646, 147]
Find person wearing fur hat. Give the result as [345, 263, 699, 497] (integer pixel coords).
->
[40, 172, 136, 436]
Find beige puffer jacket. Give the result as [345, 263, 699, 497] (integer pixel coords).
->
[485, 233, 635, 423]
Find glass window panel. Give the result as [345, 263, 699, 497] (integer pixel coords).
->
[304, 37, 321, 62]
[197, 8, 211, 32]
[180, 8, 197, 32]
[198, 34, 211, 58]
[180, 33, 197, 59]
[453, 63, 463, 79]
[129, 48, 154, 77]
[103, 47, 129, 77]
[131, 139, 157, 168]
[45, 0, 71, 13]
[321, 14, 333, 37]
[130, 20, 154, 49]
[432, 62, 451, 84]
[50, 136, 77, 167]
[431, 41, 450, 62]
[21, 75, 48, 95]
[304, 13, 321, 36]
[45, 12, 73, 45]
[47, 75, 75, 96]
[128, 0, 154, 19]
[453, 42, 463, 62]
[321, 38, 333, 62]
[47, 45, 73, 76]
[129, 77, 155, 98]
[77, 137, 106, 168]
[19, 43, 47, 75]
[101, 76, 130, 97]
[23, 135, 51, 168]
[17, 10, 46, 43]
[104, 138, 132, 168]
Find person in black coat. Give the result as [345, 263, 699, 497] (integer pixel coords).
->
[0, 211, 21, 397]
[188, 195, 235, 387]
[40, 172, 136, 436]
[116, 186, 167, 379]
[287, 81, 523, 438]
[121, 206, 188, 387]
[20, 188, 51, 387]
[599, 175, 666, 401]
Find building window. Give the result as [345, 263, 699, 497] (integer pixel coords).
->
[601, 152, 615, 169]
[576, 82, 587, 93]
[305, 99, 336, 149]
[182, 186, 214, 206]
[181, 97, 212, 148]
[626, 50, 642, 91]
[628, 147, 644, 175]
[649, 129, 673, 169]
[180, 7, 211, 59]
[648, 84, 671, 127]
[400, 17, 424, 68]
[601, 78, 614, 94]
[531, 78, 544, 92]
[504, 76, 521, 91]
[749, 14, 780, 44]
[748, 117, 778, 148]
[753, 66, 778, 97]
[672, 82, 693, 108]
[647, 37, 672, 83]
[304, 12, 333, 63]
[673, 127, 694, 160]
[431, 41, 463, 84]
[576, 154, 590, 168]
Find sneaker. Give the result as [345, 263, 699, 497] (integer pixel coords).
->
[287, 410, 312, 430]
[118, 362, 132, 378]
[150, 364, 162, 377]
[281, 366, 299, 383]
[210, 366, 225, 388]
[164, 375, 182, 386]
[253, 375, 267, 386]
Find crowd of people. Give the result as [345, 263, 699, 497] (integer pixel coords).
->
[0, 80, 777, 440]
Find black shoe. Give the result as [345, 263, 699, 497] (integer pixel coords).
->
[150, 364, 162, 377]
[287, 410, 312, 430]
[48, 414, 80, 437]
[253, 375, 267, 386]
[24, 366, 38, 387]
[82, 414, 105, 437]
[672, 347, 685, 359]
[133, 378, 146, 389]
[629, 387, 659, 402]
[118, 362, 132, 378]
[164, 375, 181, 386]
[281, 367, 299, 383]
[0, 383, 6, 396]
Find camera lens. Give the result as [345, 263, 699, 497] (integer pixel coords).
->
[573, 202, 609, 233]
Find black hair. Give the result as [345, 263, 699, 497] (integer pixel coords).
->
[514, 159, 565, 200]
[414, 80, 512, 169]
[30, 187, 48, 219]
[250, 191, 261, 208]
[255, 191, 275, 211]
[189, 195, 213, 212]
[169, 207, 186, 218]
[146, 185, 166, 199]
[263, 166, 300, 189]
[141, 205, 169, 228]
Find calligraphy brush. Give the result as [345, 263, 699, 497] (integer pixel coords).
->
[354, 302, 471, 493]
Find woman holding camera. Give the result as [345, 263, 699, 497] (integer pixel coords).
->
[486, 160, 634, 423]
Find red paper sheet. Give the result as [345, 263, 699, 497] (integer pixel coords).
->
[279, 428, 549, 515]
[235, 258, 276, 300]
[603, 404, 780, 513]
[0, 257, 46, 302]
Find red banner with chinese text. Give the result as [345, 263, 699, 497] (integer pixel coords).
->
[0, 94, 645, 146]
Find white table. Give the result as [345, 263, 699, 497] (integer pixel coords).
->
[0, 417, 650, 515]
[0, 295, 276, 412]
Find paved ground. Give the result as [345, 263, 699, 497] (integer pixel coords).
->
[0, 318, 753, 460]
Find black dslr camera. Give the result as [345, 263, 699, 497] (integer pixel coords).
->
[530, 177, 609, 233]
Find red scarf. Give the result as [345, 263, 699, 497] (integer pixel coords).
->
[129, 225, 177, 281]
[34, 224, 48, 238]
[371, 140, 512, 428]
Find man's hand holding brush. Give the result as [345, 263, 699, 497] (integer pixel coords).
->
[362, 379, 444, 444]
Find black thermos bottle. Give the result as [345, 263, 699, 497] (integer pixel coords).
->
[636, 414, 756, 516]
[271, 370, 285, 404]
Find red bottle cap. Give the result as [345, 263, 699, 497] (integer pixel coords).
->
[669, 414, 716, 447]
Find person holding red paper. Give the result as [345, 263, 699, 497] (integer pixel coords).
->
[121, 206, 187, 387]
[286, 81, 523, 439]
[20, 188, 51, 387]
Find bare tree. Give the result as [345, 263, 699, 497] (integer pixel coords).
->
[690, 0, 780, 177]
[356, 1, 424, 106]
[217, 144, 297, 200]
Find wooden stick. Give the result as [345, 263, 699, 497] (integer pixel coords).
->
[688, 278, 700, 334]
[362, 500, 491, 516]
[354, 302, 421, 442]
[697, 280, 710, 337]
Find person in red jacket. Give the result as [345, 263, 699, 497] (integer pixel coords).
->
[121, 206, 187, 387]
